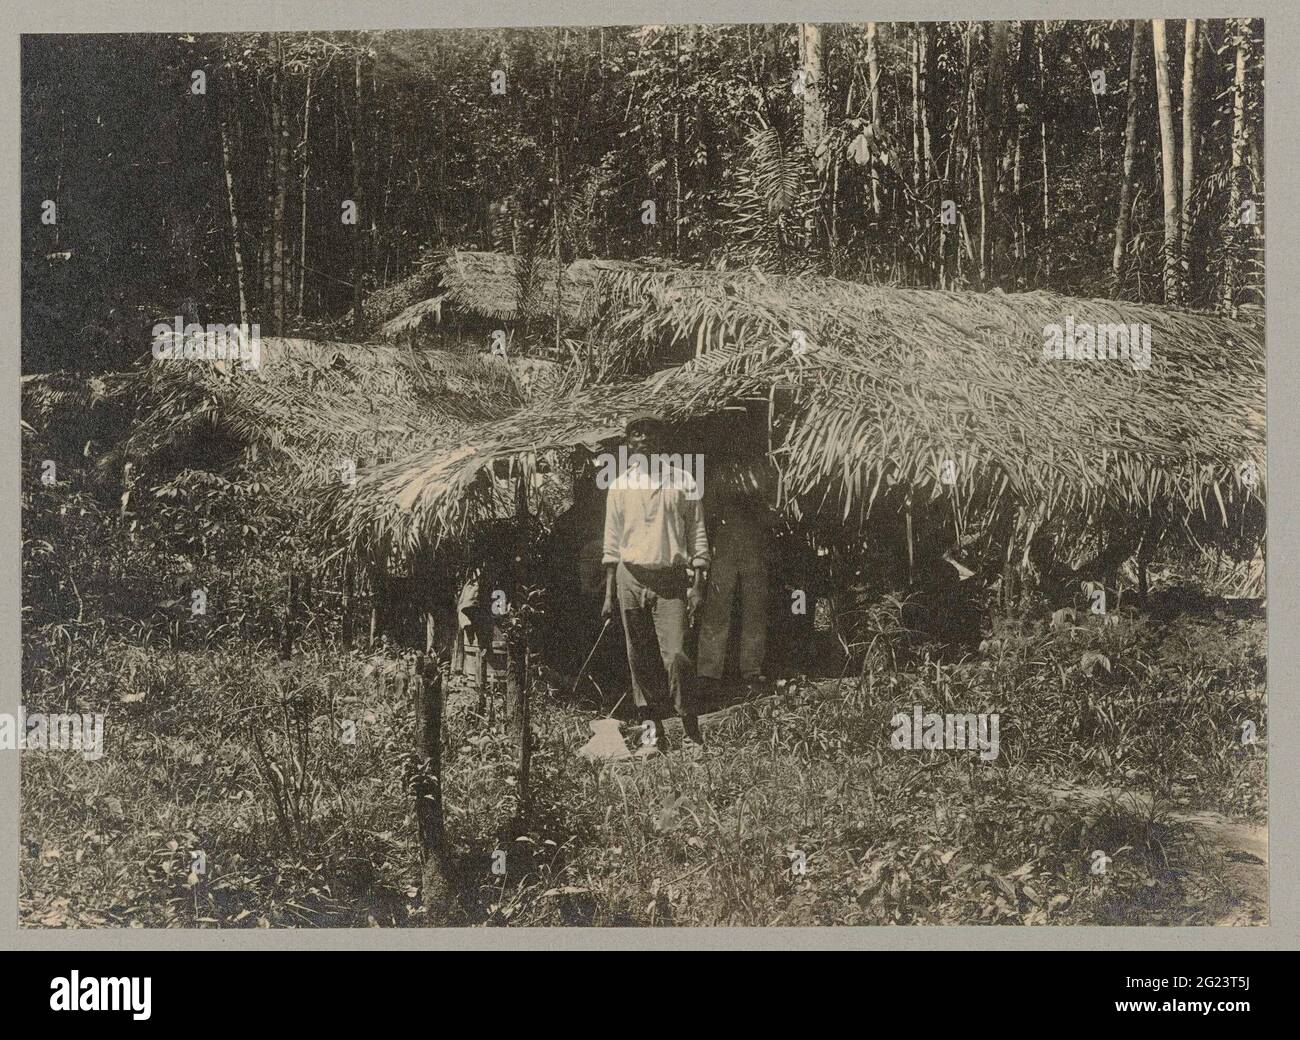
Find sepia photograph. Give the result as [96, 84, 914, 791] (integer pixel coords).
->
[17, 15, 1267, 931]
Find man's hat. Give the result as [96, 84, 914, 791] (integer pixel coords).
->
[623, 410, 664, 435]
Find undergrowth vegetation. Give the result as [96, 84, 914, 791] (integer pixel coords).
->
[21, 595, 1265, 927]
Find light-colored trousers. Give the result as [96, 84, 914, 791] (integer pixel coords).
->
[616, 562, 694, 717]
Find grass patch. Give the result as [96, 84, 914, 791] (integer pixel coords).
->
[21, 604, 1265, 927]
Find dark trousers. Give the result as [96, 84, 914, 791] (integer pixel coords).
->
[616, 562, 695, 720]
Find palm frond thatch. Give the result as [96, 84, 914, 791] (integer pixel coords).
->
[380, 294, 447, 340]
[330, 269, 1265, 569]
[113, 337, 525, 489]
[427, 249, 664, 328]
[361, 268, 441, 325]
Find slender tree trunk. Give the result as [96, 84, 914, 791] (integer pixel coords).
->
[672, 26, 683, 258]
[1224, 20, 1249, 310]
[550, 27, 568, 348]
[915, 24, 936, 276]
[351, 52, 365, 335]
[921, 25, 934, 187]
[1011, 120, 1022, 263]
[1112, 20, 1147, 290]
[1152, 19, 1182, 305]
[978, 21, 1009, 287]
[297, 70, 312, 318]
[218, 115, 249, 327]
[1010, 22, 1036, 277]
[1039, 38, 1050, 281]
[799, 23, 825, 154]
[939, 30, 969, 288]
[866, 22, 882, 216]
[911, 28, 922, 234]
[1181, 19, 1198, 300]
[261, 93, 274, 321]
[271, 46, 287, 336]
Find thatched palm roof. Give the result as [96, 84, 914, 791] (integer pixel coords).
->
[327, 268, 1265, 566]
[358, 249, 641, 332]
[392, 250, 665, 330]
[113, 337, 524, 488]
[361, 268, 440, 326]
[586, 269, 1265, 511]
[23, 256, 1265, 580]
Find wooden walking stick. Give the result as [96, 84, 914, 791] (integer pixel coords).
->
[570, 617, 612, 697]
[573, 620, 633, 762]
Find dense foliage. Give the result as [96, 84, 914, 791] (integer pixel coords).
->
[23, 21, 1264, 372]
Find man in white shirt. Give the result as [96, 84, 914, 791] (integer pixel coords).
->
[601, 414, 709, 755]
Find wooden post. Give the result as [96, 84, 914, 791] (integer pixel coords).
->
[341, 553, 354, 648]
[280, 573, 300, 660]
[370, 557, 387, 648]
[302, 571, 314, 644]
[1002, 532, 1017, 615]
[413, 655, 453, 920]
[506, 639, 530, 823]
[520, 646, 531, 819]
[508, 474, 531, 821]
[119, 462, 136, 527]
[476, 622, 489, 715]
[505, 636, 523, 733]
[1136, 517, 1159, 604]
[351, 52, 366, 336]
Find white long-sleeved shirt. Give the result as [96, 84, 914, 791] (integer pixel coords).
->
[602, 464, 710, 569]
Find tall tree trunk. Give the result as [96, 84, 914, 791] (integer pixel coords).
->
[799, 23, 825, 154]
[1039, 38, 1050, 281]
[351, 52, 365, 335]
[978, 21, 1009, 287]
[553, 27, 565, 351]
[866, 22, 881, 216]
[1152, 19, 1182, 305]
[271, 47, 287, 336]
[672, 25, 683, 257]
[1112, 20, 1147, 290]
[910, 28, 922, 233]
[920, 24, 934, 186]
[1010, 22, 1036, 277]
[915, 24, 936, 273]
[218, 114, 248, 327]
[1181, 19, 1198, 301]
[939, 27, 972, 289]
[1223, 19, 1249, 311]
[926, 22, 947, 283]
[261, 99, 273, 321]
[297, 70, 312, 318]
